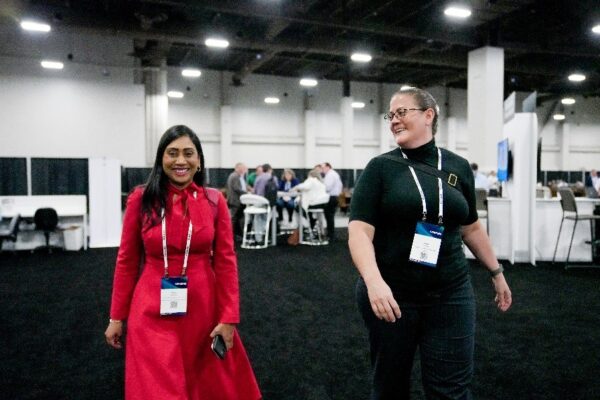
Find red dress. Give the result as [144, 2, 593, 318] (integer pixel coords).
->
[110, 183, 261, 400]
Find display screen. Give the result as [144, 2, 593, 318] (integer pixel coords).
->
[497, 139, 509, 182]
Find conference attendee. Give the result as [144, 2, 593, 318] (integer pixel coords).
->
[105, 125, 261, 400]
[291, 168, 329, 229]
[250, 163, 276, 242]
[471, 162, 489, 191]
[276, 168, 300, 226]
[226, 162, 249, 239]
[348, 87, 512, 400]
[591, 169, 600, 193]
[321, 162, 343, 241]
[246, 165, 263, 190]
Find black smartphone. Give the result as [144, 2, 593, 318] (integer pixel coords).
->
[211, 334, 227, 360]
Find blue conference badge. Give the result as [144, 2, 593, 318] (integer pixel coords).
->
[409, 222, 444, 268]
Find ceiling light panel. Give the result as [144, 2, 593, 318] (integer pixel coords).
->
[41, 60, 63, 69]
[444, 6, 472, 18]
[205, 38, 229, 48]
[351, 53, 372, 63]
[21, 20, 51, 32]
[182, 69, 201, 78]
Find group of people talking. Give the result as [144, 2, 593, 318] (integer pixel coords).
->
[225, 161, 343, 242]
[105, 86, 512, 400]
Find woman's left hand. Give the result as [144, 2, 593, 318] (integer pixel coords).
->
[492, 274, 512, 312]
[210, 323, 236, 350]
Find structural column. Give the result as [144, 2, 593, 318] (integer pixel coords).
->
[220, 105, 233, 168]
[446, 117, 458, 153]
[144, 66, 168, 166]
[379, 115, 391, 154]
[340, 96, 354, 168]
[467, 46, 504, 170]
[304, 109, 316, 167]
[559, 122, 570, 170]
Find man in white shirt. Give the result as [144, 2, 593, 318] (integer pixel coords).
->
[471, 163, 489, 191]
[321, 162, 343, 241]
[591, 169, 600, 193]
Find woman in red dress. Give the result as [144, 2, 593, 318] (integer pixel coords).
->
[105, 125, 261, 400]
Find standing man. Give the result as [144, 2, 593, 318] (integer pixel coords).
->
[247, 165, 263, 192]
[226, 162, 248, 240]
[471, 163, 489, 191]
[321, 162, 343, 241]
[252, 164, 275, 243]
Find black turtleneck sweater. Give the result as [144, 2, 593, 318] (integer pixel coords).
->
[350, 140, 478, 297]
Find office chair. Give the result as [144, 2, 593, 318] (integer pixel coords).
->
[34, 208, 60, 253]
[552, 188, 600, 269]
[0, 214, 21, 253]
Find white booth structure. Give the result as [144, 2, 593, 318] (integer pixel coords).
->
[470, 112, 600, 265]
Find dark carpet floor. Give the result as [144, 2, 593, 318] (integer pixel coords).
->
[1, 229, 600, 400]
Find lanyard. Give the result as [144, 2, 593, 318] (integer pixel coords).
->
[161, 191, 196, 277]
[401, 147, 444, 225]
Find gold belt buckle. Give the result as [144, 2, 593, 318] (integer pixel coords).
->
[448, 174, 457, 187]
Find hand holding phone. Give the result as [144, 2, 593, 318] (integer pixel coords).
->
[211, 334, 227, 360]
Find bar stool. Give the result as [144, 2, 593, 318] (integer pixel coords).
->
[552, 187, 600, 269]
[240, 194, 271, 249]
[300, 207, 329, 246]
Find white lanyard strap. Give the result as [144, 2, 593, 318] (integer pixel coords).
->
[401, 147, 444, 225]
[161, 209, 194, 277]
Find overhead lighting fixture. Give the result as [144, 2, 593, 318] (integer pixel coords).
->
[400, 85, 413, 90]
[167, 91, 184, 99]
[40, 60, 63, 70]
[553, 114, 566, 121]
[299, 78, 318, 87]
[592, 24, 600, 34]
[568, 73, 586, 82]
[351, 102, 365, 109]
[351, 53, 372, 63]
[444, 6, 472, 18]
[21, 20, 51, 32]
[264, 97, 280, 104]
[182, 69, 201, 78]
[205, 38, 229, 48]
[561, 98, 576, 105]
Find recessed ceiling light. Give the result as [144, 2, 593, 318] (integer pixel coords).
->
[592, 24, 600, 34]
[40, 60, 63, 69]
[444, 6, 472, 18]
[351, 53, 372, 63]
[167, 91, 184, 98]
[352, 102, 365, 109]
[561, 98, 575, 105]
[21, 20, 51, 32]
[264, 97, 280, 104]
[205, 38, 229, 48]
[182, 69, 201, 78]
[299, 78, 318, 87]
[568, 73, 586, 82]
[553, 114, 566, 121]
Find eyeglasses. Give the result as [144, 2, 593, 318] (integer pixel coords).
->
[383, 108, 427, 121]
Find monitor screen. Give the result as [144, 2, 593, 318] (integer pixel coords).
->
[498, 139, 509, 182]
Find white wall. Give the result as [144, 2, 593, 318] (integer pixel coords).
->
[1, 55, 600, 172]
[0, 56, 145, 166]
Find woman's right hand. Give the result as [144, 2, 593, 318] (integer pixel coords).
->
[105, 321, 124, 349]
[366, 278, 402, 323]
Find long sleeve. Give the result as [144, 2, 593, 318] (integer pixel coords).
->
[110, 188, 144, 320]
[211, 191, 241, 323]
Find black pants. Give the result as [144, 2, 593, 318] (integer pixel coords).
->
[228, 204, 245, 237]
[356, 277, 475, 400]
[324, 195, 338, 240]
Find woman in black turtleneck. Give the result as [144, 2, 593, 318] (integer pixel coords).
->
[349, 87, 512, 400]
